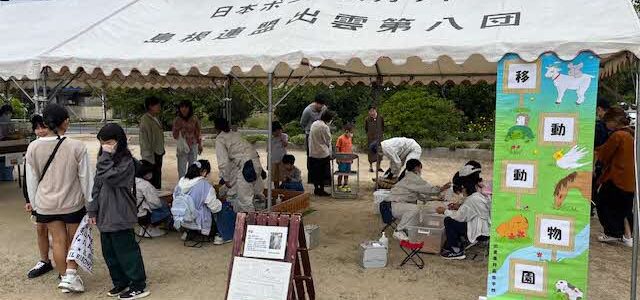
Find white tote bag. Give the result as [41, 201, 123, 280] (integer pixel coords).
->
[66, 215, 94, 274]
[176, 132, 190, 155]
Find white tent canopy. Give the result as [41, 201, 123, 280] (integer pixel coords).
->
[0, 0, 637, 84]
[0, 0, 135, 80]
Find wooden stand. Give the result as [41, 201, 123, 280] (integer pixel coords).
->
[225, 212, 315, 300]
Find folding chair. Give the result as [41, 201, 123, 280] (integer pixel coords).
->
[379, 201, 397, 233]
[465, 236, 490, 261]
[183, 230, 212, 248]
[136, 214, 152, 244]
[399, 240, 425, 269]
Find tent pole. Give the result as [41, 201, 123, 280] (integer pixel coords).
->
[267, 72, 274, 210]
[632, 61, 640, 300]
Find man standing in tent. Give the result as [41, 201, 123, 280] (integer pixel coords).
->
[214, 118, 265, 212]
[300, 93, 328, 182]
[139, 96, 165, 189]
[364, 105, 384, 173]
[380, 137, 422, 179]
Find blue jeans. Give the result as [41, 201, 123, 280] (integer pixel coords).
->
[177, 145, 198, 179]
[0, 157, 13, 181]
[280, 182, 304, 192]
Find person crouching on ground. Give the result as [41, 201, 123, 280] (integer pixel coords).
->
[335, 123, 354, 192]
[25, 104, 93, 293]
[89, 123, 150, 299]
[175, 160, 230, 244]
[436, 169, 491, 260]
[135, 161, 171, 238]
[24, 114, 54, 279]
[595, 107, 636, 247]
[388, 159, 450, 241]
[280, 154, 304, 192]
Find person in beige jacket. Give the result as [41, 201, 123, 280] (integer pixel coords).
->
[214, 118, 265, 212]
[25, 104, 93, 293]
[387, 159, 449, 241]
[139, 96, 165, 189]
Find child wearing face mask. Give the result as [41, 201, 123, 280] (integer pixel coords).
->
[135, 161, 171, 238]
[89, 123, 150, 299]
[335, 123, 355, 192]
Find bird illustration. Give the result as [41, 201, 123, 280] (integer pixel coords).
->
[555, 145, 590, 170]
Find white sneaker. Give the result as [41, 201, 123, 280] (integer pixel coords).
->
[180, 232, 188, 241]
[147, 227, 167, 238]
[213, 236, 224, 245]
[622, 236, 634, 247]
[58, 273, 84, 293]
[393, 230, 409, 241]
[597, 233, 619, 243]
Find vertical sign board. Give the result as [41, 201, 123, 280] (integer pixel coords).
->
[487, 52, 598, 299]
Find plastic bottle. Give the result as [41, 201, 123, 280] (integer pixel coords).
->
[379, 232, 389, 248]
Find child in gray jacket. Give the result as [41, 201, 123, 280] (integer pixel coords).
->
[88, 123, 150, 300]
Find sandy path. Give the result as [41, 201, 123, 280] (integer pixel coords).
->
[0, 138, 637, 299]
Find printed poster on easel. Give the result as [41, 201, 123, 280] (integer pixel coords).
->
[487, 52, 598, 300]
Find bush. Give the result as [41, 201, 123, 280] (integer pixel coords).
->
[244, 113, 269, 129]
[477, 142, 493, 150]
[283, 120, 304, 136]
[458, 131, 484, 141]
[445, 141, 469, 151]
[380, 88, 463, 142]
[419, 140, 439, 149]
[244, 134, 267, 144]
[9, 97, 27, 119]
[290, 134, 306, 146]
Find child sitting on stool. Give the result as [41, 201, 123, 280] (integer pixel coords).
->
[135, 161, 171, 238]
[280, 154, 304, 192]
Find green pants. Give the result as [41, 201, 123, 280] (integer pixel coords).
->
[100, 229, 147, 291]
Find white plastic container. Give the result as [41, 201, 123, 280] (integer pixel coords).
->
[304, 224, 320, 250]
[373, 190, 392, 215]
[359, 241, 388, 268]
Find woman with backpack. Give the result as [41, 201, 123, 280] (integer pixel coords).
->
[25, 104, 93, 293]
[88, 123, 149, 299]
[172, 160, 234, 244]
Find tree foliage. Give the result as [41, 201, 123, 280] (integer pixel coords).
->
[379, 88, 463, 142]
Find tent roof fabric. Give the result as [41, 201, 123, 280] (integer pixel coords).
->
[1, 0, 640, 84]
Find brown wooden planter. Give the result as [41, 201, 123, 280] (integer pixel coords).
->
[263, 189, 311, 214]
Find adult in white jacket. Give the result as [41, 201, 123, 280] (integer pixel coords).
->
[387, 159, 449, 241]
[380, 137, 422, 178]
[214, 118, 264, 212]
[436, 167, 491, 260]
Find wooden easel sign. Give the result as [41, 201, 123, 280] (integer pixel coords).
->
[225, 212, 315, 300]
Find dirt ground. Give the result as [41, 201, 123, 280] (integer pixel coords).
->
[0, 136, 638, 300]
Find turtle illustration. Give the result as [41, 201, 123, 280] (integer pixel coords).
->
[505, 125, 535, 142]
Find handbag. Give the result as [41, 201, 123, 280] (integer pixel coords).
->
[242, 160, 257, 183]
[176, 132, 190, 155]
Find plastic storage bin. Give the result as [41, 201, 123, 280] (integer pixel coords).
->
[359, 241, 388, 268]
[373, 190, 391, 215]
[406, 225, 445, 254]
[419, 212, 446, 228]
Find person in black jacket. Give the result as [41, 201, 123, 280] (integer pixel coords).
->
[592, 98, 611, 216]
[88, 123, 150, 299]
[23, 115, 54, 279]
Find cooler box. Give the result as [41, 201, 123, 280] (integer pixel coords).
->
[373, 190, 391, 215]
[304, 224, 320, 249]
[406, 225, 445, 254]
[419, 212, 446, 228]
[359, 241, 387, 268]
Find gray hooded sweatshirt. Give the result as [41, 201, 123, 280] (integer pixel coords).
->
[88, 152, 137, 232]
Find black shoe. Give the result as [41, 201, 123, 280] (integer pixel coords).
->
[369, 168, 374, 173]
[118, 289, 150, 299]
[441, 250, 466, 260]
[27, 260, 53, 279]
[314, 189, 331, 197]
[108, 286, 129, 297]
[377, 168, 384, 172]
